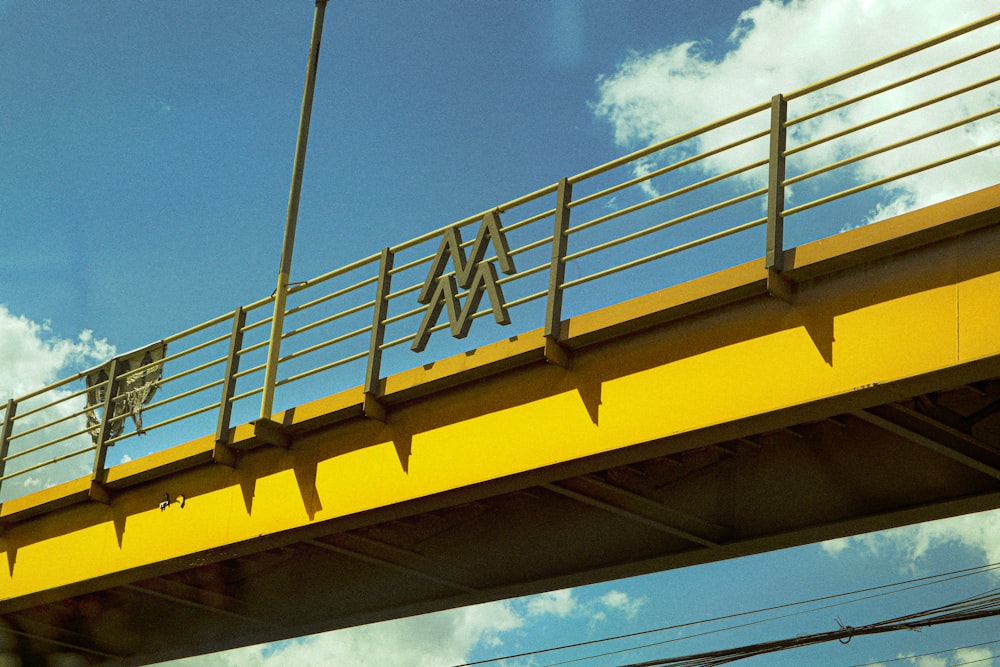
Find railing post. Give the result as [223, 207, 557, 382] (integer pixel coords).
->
[216, 307, 247, 448]
[766, 93, 792, 301]
[543, 178, 572, 368]
[90, 357, 121, 502]
[0, 398, 16, 487]
[363, 248, 394, 421]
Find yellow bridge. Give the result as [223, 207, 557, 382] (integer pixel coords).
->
[2, 16, 999, 666]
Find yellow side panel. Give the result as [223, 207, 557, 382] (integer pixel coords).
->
[3, 216, 1000, 604]
[960, 271, 1000, 362]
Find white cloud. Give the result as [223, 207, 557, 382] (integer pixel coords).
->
[592, 0, 1000, 225]
[526, 588, 578, 618]
[598, 589, 645, 620]
[821, 508, 1000, 578]
[159, 601, 523, 667]
[0, 305, 115, 501]
[949, 647, 996, 667]
[156, 585, 650, 667]
[884, 646, 997, 667]
[0, 305, 114, 398]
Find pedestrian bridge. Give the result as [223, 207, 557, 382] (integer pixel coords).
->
[1, 15, 999, 666]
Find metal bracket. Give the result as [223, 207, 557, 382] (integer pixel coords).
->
[767, 266, 795, 303]
[88, 481, 112, 505]
[363, 393, 387, 423]
[544, 337, 571, 370]
[212, 441, 238, 468]
[249, 419, 291, 449]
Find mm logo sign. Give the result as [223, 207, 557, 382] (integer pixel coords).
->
[412, 211, 516, 352]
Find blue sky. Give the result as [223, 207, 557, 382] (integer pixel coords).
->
[1, 1, 1000, 665]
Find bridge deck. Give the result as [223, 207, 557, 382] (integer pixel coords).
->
[1, 185, 999, 665]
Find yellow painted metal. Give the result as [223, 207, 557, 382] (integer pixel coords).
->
[2, 186, 999, 607]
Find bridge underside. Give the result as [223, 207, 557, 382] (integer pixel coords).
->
[2, 186, 1000, 665]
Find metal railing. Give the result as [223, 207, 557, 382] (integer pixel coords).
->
[2, 13, 998, 503]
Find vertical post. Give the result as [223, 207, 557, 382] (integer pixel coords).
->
[216, 307, 247, 445]
[363, 249, 394, 421]
[261, 0, 330, 420]
[545, 178, 572, 338]
[0, 399, 16, 484]
[543, 178, 573, 367]
[91, 357, 121, 487]
[766, 93, 791, 300]
[364, 249, 394, 396]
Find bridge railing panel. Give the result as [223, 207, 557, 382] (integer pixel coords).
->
[1, 13, 996, 505]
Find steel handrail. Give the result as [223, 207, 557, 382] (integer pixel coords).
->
[574, 157, 768, 242]
[3, 423, 94, 463]
[9, 381, 97, 424]
[276, 350, 369, 387]
[570, 128, 771, 210]
[570, 102, 772, 184]
[788, 41, 1000, 128]
[2, 16, 996, 503]
[278, 325, 371, 365]
[785, 139, 1000, 217]
[281, 300, 376, 340]
[285, 276, 379, 318]
[785, 12, 1000, 102]
[788, 72, 1000, 157]
[564, 216, 768, 291]
[786, 106, 1000, 187]
[5, 404, 91, 444]
[0, 443, 95, 483]
[388, 183, 558, 254]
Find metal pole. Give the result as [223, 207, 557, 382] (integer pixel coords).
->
[260, 0, 329, 419]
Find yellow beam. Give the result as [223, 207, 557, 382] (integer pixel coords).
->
[2, 185, 999, 609]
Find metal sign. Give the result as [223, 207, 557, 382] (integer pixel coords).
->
[412, 211, 516, 352]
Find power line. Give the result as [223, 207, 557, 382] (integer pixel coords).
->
[616, 587, 1000, 667]
[455, 562, 1000, 667]
[850, 638, 1000, 666]
[547, 564, 1000, 667]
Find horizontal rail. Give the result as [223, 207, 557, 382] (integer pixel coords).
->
[786, 106, 1000, 186]
[286, 252, 382, 295]
[388, 184, 559, 254]
[785, 138, 1000, 217]
[276, 350, 369, 387]
[5, 405, 90, 444]
[784, 12, 1000, 101]
[564, 216, 768, 290]
[285, 276, 379, 318]
[11, 383, 95, 423]
[571, 129, 770, 210]
[279, 325, 371, 364]
[788, 41, 1000, 128]
[0, 444, 95, 484]
[570, 101, 771, 183]
[788, 72, 1000, 157]
[107, 402, 223, 444]
[3, 422, 94, 464]
[142, 378, 224, 415]
[281, 300, 376, 340]
[567, 186, 767, 264]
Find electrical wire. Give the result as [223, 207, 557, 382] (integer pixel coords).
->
[850, 638, 1000, 666]
[616, 587, 1000, 667]
[454, 562, 1000, 667]
[544, 564, 1000, 667]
